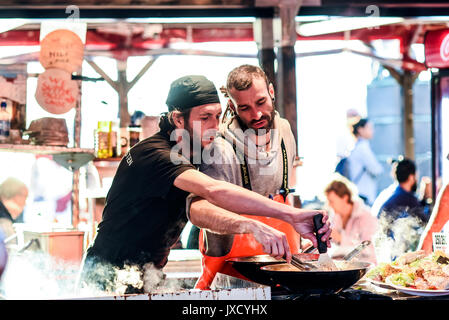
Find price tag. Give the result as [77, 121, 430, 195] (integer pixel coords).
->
[432, 232, 448, 253]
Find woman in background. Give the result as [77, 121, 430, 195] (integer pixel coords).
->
[346, 118, 383, 206]
[324, 177, 378, 264]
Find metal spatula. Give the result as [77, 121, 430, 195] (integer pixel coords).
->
[313, 214, 338, 271]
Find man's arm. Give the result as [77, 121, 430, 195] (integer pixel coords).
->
[174, 169, 331, 248]
[190, 197, 291, 260]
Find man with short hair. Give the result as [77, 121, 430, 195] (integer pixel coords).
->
[377, 158, 430, 256]
[80, 74, 331, 294]
[378, 158, 430, 222]
[189, 65, 317, 289]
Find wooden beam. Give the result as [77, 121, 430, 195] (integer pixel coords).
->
[127, 57, 157, 92]
[86, 57, 156, 127]
[85, 59, 118, 92]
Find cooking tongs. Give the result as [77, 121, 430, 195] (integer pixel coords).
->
[290, 254, 319, 271]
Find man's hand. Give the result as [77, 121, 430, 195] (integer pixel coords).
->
[287, 209, 332, 250]
[246, 219, 292, 262]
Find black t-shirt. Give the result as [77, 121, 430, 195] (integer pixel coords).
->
[379, 186, 429, 223]
[88, 131, 195, 268]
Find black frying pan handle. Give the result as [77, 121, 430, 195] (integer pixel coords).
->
[313, 213, 327, 254]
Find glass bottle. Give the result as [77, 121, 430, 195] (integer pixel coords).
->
[95, 121, 113, 159]
[127, 125, 142, 148]
[0, 100, 11, 142]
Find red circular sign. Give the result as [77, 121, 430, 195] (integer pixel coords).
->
[35, 68, 79, 114]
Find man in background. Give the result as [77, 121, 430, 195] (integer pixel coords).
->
[376, 158, 431, 259]
[378, 158, 430, 223]
[0, 177, 28, 239]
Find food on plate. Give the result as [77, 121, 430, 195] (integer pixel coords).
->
[367, 250, 449, 290]
[395, 250, 427, 265]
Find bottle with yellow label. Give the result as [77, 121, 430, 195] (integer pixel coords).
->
[94, 121, 113, 159]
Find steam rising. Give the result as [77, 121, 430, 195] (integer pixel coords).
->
[373, 211, 425, 263]
[0, 251, 80, 299]
[0, 252, 188, 299]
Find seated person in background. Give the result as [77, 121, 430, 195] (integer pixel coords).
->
[378, 158, 431, 226]
[324, 177, 378, 264]
[0, 178, 28, 240]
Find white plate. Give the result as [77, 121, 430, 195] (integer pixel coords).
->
[368, 278, 449, 296]
[389, 284, 449, 297]
[367, 278, 396, 290]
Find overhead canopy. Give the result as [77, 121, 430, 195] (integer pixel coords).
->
[2, 1, 449, 17]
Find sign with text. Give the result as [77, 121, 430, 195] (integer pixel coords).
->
[39, 29, 84, 74]
[35, 68, 78, 114]
[432, 232, 448, 253]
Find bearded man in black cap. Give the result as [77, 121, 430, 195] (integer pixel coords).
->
[79, 75, 331, 294]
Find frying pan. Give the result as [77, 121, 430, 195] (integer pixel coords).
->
[227, 240, 372, 293]
[226, 255, 286, 286]
[260, 260, 371, 294]
[226, 252, 319, 287]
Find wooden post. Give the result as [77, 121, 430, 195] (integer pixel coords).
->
[430, 70, 443, 201]
[402, 70, 419, 160]
[71, 72, 82, 228]
[381, 65, 419, 160]
[117, 59, 130, 128]
[274, 0, 302, 145]
[254, 17, 276, 87]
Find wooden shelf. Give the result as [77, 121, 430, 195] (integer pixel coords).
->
[93, 157, 122, 164]
[0, 143, 95, 170]
[0, 143, 93, 155]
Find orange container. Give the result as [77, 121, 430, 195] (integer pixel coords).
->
[23, 230, 85, 264]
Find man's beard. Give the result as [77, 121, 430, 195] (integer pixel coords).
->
[184, 123, 216, 162]
[411, 182, 418, 193]
[184, 123, 202, 158]
[236, 102, 276, 136]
